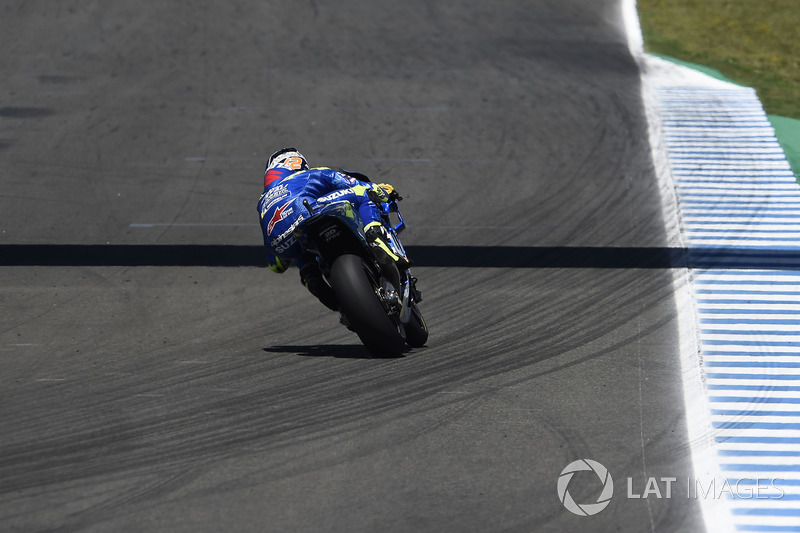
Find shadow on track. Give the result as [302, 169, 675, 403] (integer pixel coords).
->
[4, 244, 800, 269]
[263, 345, 384, 359]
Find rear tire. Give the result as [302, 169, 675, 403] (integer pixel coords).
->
[330, 254, 405, 357]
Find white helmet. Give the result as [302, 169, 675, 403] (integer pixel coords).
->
[267, 147, 309, 172]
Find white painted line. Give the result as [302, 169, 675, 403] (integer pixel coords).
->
[687, 225, 800, 231]
[635, 31, 736, 533]
[1, 343, 38, 349]
[708, 401, 800, 412]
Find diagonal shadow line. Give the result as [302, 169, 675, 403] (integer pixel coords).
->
[2, 244, 800, 269]
[0, 244, 788, 269]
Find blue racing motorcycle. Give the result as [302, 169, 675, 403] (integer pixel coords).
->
[295, 190, 428, 357]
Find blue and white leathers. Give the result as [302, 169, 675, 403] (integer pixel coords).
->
[257, 167, 383, 273]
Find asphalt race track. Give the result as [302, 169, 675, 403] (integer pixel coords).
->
[1, 1, 706, 531]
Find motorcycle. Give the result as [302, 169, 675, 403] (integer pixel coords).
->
[295, 186, 428, 357]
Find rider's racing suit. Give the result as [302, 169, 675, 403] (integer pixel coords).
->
[257, 165, 398, 310]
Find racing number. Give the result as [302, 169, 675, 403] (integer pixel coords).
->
[284, 157, 304, 170]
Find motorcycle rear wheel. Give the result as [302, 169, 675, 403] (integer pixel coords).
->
[330, 254, 405, 357]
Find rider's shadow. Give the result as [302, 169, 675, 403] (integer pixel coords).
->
[263, 345, 397, 359]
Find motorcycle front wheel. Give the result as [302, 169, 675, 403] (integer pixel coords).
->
[404, 304, 428, 348]
[330, 254, 405, 357]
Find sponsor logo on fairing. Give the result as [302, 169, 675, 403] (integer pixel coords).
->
[321, 225, 341, 242]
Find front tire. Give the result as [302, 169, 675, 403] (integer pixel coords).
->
[330, 254, 405, 357]
[404, 304, 428, 348]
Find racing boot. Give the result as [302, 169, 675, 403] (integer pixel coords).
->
[364, 224, 407, 291]
[364, 224, 410, 269]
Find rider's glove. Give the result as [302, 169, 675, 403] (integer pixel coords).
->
[378, 183, 402, 201]
[366, 183, 388, 204]
[376, 183, 394, 198]
[369, 183, 400, 204]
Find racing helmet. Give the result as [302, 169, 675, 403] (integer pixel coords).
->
[266, 147, 309, 173]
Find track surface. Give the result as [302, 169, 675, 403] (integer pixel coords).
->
[1, 1, 705, 531]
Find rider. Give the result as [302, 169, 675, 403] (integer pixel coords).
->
[257, 147, 408, 311]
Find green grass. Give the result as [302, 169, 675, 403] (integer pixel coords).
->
[637, 0, 800, 119]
